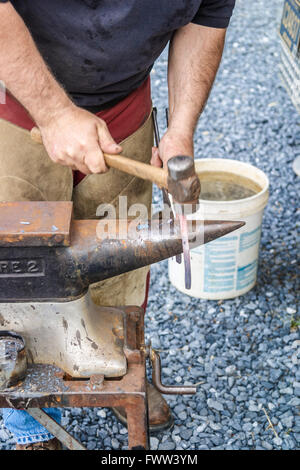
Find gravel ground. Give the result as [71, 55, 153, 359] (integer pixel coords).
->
[1, 0, 299, 451]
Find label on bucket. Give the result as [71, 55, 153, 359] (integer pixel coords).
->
[239, 226, 261, 252]
[189, 222, 262, 296]
[202, 236, 238, 293]
[236, 260, 258, 290]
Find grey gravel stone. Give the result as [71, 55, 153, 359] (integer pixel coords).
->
[281, 416, 294, 428]
[180, 429, 193, 440]
[0, 429, 10, 441]
[207, 399, 224, 412]
[178, 411, 187, 421]
[87, 441, 97, 450]
[151, 332, 161, 349]
[273, 437, 283, 446]
[97, 410, 106, 419]
[280, 387, 293, 395]
[159, 440, 176, 450]
[225, 365, 237, 376]
[111, 438, 120, 449]
[261, 441, 273, 451]
[248, 404, 260, 412]
[196, 422, 208, 433]
[242, 423, 253, 432]
[150, 437, 159, 450]
[103, 437, 111, 447]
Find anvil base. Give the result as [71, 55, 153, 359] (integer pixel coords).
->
[0, 306, 149, 450]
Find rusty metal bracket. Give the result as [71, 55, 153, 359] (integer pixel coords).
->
[0, 357, 149, 450]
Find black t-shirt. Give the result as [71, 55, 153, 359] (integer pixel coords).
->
[0, 0, 235, 109]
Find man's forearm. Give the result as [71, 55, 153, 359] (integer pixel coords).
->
[152, 23, 226, 168]
[168, 23, 226, 138]
[0, 3, 73, 126]
[0, 3, 121, 174]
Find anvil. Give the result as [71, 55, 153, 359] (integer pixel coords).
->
[0, 201, 244, 449]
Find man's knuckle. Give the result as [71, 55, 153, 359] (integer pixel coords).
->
[90, 167, 101, 174]
[65, 146, 75, 157]
[98, 122, 109, 134]
[52, 152, 62, 163]
[97, 119, 105, 128]
[78, 142, 85, 151]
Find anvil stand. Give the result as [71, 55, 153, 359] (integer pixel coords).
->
[0, 305, 153, 450]
[0, 309, 195, 451]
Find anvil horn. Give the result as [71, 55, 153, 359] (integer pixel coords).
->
[71, 218, 245, 286]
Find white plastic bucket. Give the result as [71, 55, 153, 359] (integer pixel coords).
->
[168, 158, 269, 300]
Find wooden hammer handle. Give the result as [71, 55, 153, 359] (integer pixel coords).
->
[30, 126, 168, 188]
[103, 152, 168, 188]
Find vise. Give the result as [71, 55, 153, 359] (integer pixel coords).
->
[0, 201, 244, 449]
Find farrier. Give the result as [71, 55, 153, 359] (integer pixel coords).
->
[0, 0, 235, 450]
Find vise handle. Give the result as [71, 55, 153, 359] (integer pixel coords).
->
[30, 127, 200, 204]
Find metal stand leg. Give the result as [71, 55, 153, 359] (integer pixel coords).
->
[126, 395, 149, 450]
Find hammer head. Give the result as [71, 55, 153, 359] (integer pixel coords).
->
[167, 156, 201, 212]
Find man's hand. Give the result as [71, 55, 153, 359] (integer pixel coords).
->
[39, 105, 122, 174]
[151, 127, 194, 169]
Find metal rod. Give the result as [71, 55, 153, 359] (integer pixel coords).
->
[153, 108, 181, 264]
[27, 408, 86, 450]
[150, 348, 197, 395]
[152, 108, 172, 208]
[152, 107, 161, 146]
[166, 108, 182, 264]
[179, 214, 192, 289]
[165, 108, 169, 127]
